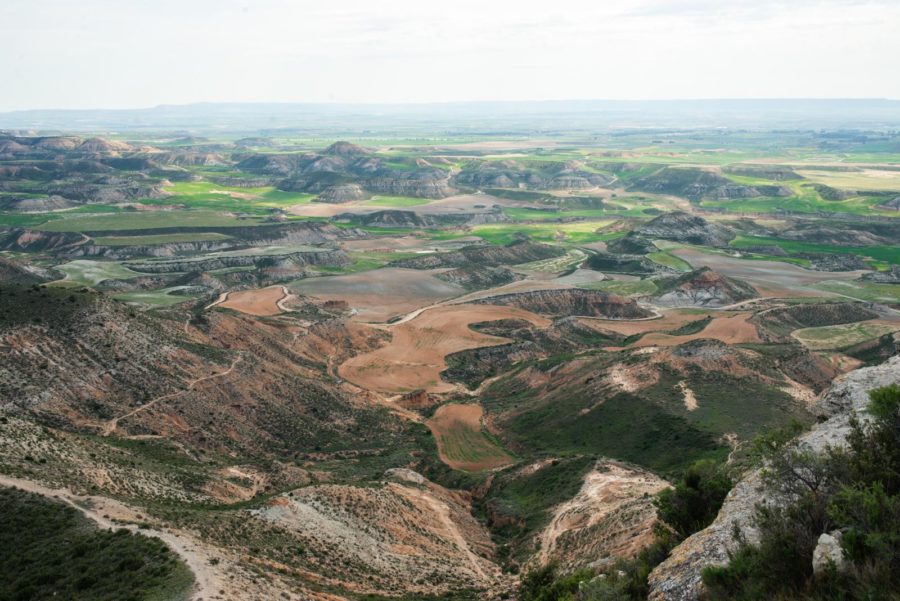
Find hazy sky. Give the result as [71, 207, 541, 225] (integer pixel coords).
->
[2, 0, 899, 111]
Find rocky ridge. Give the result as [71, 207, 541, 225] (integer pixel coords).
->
[647, 355, 900, 600]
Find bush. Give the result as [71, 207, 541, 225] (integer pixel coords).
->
[0, 487, 193, 601]
[702, 384, 900, 600]
[655, 459, 732, 539]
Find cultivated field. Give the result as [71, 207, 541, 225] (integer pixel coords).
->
[290, 267, 465, 322]
[792, 321, 900, 350]
[427, 403, 513, 472]
[339, 303, 550, 393]
[218, 286, 287, 316]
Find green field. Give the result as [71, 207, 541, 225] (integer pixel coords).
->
[811, 280, 900, 304]
[647, 251, 693, 272]
[792, 321, 900, 350]
[53, 260, 142, 286]
[155, 180, 315, 213]
[731, 235, 900, 266]
[578, 279, 658, 296]
[37, 210, 266, 232]
[428, 405, 513, 472]
[463, 220, 616, 245]
[363, 195, 433, 207]
[515, 249, 586, 273]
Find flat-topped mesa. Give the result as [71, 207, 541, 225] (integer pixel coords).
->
[652, 267, 758, 307]
[634, 211, 735, 247]
[472, 288, 654, 319]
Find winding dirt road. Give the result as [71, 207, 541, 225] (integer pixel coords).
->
[102, 355, 243, 436]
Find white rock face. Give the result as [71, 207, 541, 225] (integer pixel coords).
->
[812, 531, 845, 575]
[647, 355, 900, 601]
[382, 467, 426, 485]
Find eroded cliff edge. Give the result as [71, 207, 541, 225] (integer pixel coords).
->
[647, 354, 900, 601]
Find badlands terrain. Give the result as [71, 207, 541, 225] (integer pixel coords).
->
[0, 118, 899, 600]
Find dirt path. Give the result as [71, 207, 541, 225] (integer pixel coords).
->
[102, 355, 243, 436]
[205, 291, 229, 310]
[275, 285, 295, 312]
[0, 474, 227, 601]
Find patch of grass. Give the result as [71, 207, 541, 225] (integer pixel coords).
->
[429, 413, 513, 472]
[647, 251, 693, 272]
[469, 220, 615, 246]
[495, 386, 727, 475]
[515, 249, 586, 273]
[53, 260, 142, 286]
[37, 211, 265, 232]
[158, 180, 314, 213]
[578, 279, 658, 296]
[792, 322, 900, 350]
[811, 280, 900, 304]
[363, 196, 432, 207]
[731, 235, 900, 266]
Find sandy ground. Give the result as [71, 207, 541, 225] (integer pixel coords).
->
[534, 462, 669, 569]
[679, 381, 699, 411]
[671, 248, 867, 297]
[339, 304, 550, 394]
[427, 404, 513, 472]
[604, 313, 761, 350]
[291, 268, 466, 322]
[218, 285, 288, 316]
[579, 309, 700, 336]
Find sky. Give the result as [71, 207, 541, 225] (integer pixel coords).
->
[1, 0, 899, 111]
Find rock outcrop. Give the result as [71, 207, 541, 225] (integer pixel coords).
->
[878, 196, 900, 211]
[647, 355, 900, 601]
[634, 212, 735, 247]
[652, 267, 758, 307]
[584, 252, 672, 275]
[122, 249, 348, 274]
[472, 289, 653, 319]
[533, 461, 669, 573]
[392, 240, 564, 269]
[314, 183, 369, 203]
[628, 166, 791, 201]
[861, 265, 900, 283]
[0, 228, 88, 253]
[434, 266, 520, 290]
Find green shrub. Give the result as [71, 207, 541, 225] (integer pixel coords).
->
[702, 384, 900, 600]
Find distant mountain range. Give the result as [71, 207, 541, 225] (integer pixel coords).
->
[2, 99, 899, 133]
